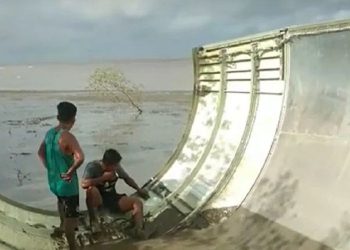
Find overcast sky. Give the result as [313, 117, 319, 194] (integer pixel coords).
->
[1, 0, 350, 64]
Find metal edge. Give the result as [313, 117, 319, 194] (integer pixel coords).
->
[145, 48, 201, 188]
[202, 18, 350, 52]
[287, 18, 350, 36]
[168, 49, 229, 205]
[203, 30, 283, 52]
[201, 33, 285, 214]
[238, 30, 291, 210]
[148, 49, 229, 219]
[176, 40, 264, 227]
[0, 193, 56, 217]
[0, 192, 58, 231]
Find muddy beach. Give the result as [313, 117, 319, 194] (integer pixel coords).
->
[0, 90, 191, 210]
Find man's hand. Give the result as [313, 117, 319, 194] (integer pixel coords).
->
[102, 171, 115, 181]
[81, 179, 93, 189]
[61, 172, 73, 182]
[137, 189, 150, 200]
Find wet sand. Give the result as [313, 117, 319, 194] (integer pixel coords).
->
[84, 207, 332, 250]
[0, 90, 192, 210]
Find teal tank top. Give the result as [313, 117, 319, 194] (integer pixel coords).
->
[44, 127, 79, 197]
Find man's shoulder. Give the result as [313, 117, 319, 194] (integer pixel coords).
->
[85, 160, 102, 171]
[44, 127, 58, 143]
[83, 160, 102, 178]
[88, 160, 101, 166]
[44, 127, 72, 139]
[44, 127, 55, 136]
[60, 130, 75, 139]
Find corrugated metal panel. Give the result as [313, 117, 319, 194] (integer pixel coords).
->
[178, 93, 251, 208]
[226, 82, 251, 92]
[158, 93, 221, 192]
[143, 33, 287, 224]
[209, 93, 285, 209]
[206, 41, 284, 210]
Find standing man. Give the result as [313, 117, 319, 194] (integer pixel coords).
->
[38, 101, 84, 250]
[81, 149, 149, 238]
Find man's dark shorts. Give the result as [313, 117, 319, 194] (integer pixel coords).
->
[57, 195, 79, 218]
[100, 192, 126, 214]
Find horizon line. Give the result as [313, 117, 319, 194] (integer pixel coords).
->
[0, 57, 192, 67]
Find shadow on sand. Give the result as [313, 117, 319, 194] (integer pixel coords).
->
[85, 170, 331, 250]
[84, 207, 331, 250]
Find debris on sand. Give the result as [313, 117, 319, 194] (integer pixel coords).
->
[140, 146, 155, 151]
[3, 115, 55, 127]
[15, 168, 31, 186]
[26, 115, 55, 125]
[10, 152, 32, 160]
[11, 152, 32, 157]
[41, 123, 52, 127]
[3, 120, 23, 126]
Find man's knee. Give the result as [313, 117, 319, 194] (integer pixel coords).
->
[87, 186, 101, 198]
[132, 198, 143, 211]
[86, 187, 102, 207]
[86, 186, 99, 194]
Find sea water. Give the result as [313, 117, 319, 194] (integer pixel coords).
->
[0, 90, 192, 210]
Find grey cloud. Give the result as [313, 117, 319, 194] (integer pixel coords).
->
[0, 0, 349, 64]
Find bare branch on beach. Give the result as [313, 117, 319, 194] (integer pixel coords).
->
[88, 67, 143, 114]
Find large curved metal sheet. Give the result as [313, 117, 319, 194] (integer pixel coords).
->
[243, 25, 350, 250]
[143, 31, 287, 228]
[0, 193, 61, 249]
[1, 19, 350, 250]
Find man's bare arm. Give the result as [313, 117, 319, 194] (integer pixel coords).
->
[81, 171, 115, 189]
[81, 177, 104, 189]
[61, 131, 85, 177]
[37, 141, 46, 168]
[117, 166, 142, 191]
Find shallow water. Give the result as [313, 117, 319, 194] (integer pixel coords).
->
[0, 91, 334, 250]
[0, 91, 192, 210]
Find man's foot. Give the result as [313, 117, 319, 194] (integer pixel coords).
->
[133, 227, 148, 240]
[90, 220, 102, 234]
[131, 223, 158, 240]
[50, 227, 64, 238]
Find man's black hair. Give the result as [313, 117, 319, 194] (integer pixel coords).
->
[102, 149, 122, 165]
[57, 102, 77, 122]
